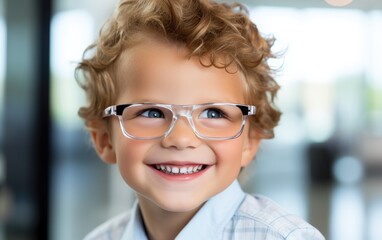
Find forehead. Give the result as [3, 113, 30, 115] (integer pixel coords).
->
[116, 35, 188, 82]
[114, 35, 246, 104]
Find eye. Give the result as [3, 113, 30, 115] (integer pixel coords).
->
[199, 108, 224, 119]
[140, 108, 164, 118]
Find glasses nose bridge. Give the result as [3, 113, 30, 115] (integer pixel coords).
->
[171, 105, 194, 120]
[168, 105, 196, 132]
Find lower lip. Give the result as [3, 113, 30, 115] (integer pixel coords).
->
[149, 165, 210, 181]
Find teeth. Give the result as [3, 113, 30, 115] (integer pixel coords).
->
[155, 164, 205, 175]
[171, 167, 179, 174]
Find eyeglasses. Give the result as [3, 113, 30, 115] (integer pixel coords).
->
[103, 103, 256, 140]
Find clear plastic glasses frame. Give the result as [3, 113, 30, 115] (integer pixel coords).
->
[103, 102, 256, 140]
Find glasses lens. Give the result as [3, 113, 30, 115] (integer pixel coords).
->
[121, 104, 173, 139]
[192, 104, 244, 138]
[118, 103, 246, 140]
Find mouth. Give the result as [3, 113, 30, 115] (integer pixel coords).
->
[151, 164, 208, 175]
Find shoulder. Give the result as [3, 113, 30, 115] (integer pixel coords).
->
[224, 194, 325, 240]
[83, 211, 131, 240]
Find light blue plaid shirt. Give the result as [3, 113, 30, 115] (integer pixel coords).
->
[84, 180, 325, 240]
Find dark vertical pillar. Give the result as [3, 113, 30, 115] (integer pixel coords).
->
[4, 0, 51, 239]
[35, 0, 52, 239]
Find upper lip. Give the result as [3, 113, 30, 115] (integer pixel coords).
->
[147, 161, 210, 166]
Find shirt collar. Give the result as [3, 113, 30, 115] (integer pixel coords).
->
[176, 180, 245, 239]
[121, 180, 245, 240]
[121, 201, 148, 240]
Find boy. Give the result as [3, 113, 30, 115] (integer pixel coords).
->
[76, 0, 325, 239]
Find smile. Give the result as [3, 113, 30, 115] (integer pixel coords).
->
[154, 164, 206, 175]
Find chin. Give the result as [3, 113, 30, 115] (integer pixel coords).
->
[154, 197, 206, 213]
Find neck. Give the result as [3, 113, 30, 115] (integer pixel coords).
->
[137, 196, 202, 240]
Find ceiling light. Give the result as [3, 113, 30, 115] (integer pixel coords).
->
[325, 0, 353, 7]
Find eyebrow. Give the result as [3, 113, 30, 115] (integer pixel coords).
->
[117, 99, 243, 105]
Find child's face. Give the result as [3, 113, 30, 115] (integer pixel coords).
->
[92, 37, 260, 213]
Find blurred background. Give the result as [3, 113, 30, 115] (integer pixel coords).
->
[0, 0, 381, 239]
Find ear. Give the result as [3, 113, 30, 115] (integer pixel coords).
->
[241, 130, 261, 167]
[89, 122, 117, 164]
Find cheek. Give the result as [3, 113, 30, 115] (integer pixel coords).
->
[113, 138, 154, 188]
[211, 139, 245, 166]
[114, 139, 151, 164]
[110, 125, 152, 175]
[110, 121, 150, 162]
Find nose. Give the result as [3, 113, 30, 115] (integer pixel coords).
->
[161, 116, 201, 150]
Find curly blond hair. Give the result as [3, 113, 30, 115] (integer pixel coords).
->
[76, 0, 281, 139]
